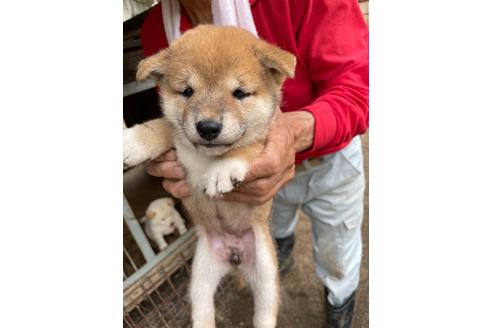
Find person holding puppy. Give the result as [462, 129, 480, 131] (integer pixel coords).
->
[142, 0, 368, 326]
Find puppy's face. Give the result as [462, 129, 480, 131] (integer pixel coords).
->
[137, 25, 296, 156]
[146, 198, 175, 229]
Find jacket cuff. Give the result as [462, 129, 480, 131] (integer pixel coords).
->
[297, 103, 337, 154]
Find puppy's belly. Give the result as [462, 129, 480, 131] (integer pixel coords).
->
[183, 196, 256, 233]
[206, 228, 255, 268]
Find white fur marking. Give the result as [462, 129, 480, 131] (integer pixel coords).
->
[241, 224, 279, 328]
[190, 226, 230, 328]
[204, 158, 249, 197]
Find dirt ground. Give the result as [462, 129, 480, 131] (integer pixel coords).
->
[216, 132, 369, 328]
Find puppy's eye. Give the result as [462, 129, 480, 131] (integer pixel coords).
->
[181, 87, 194, 98]
[232, 89, 251, 100]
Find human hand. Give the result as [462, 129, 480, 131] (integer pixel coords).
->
[146, 149, 192, 199]
[221, 110, 314, 205]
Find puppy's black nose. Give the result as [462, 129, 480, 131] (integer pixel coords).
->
[196, 120, 222, 141]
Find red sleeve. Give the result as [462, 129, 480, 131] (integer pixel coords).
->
[140, 3, 169, 57]
[296, 0, 368, 157]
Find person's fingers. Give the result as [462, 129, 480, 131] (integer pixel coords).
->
[162, 149, 177, 161]
[237, 163, 293, 195]
[146, 160, 185, 179]
[283, 164, 296, 187]
[145, 161, 162, 177]
[162, 179, 192, 198]
[153, 149, 177, 162]
[221, 179, 281, 205]
[244, 136, 289, 181]
[222, 165, 294, 205]
[245, 119, 295, 181]
[236, 174, 280, 196]
[245, 150, 282, 181]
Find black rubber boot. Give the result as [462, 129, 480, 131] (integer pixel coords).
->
[324, 288, 356, 328]
[274, 234, 295, 275]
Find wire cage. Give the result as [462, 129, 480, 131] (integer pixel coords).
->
[123, 174, 233, 328]
[123, 219, 196, 328]
[122, 178, 194, 327]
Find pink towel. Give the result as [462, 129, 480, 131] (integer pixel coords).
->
[161, 0, 258, 43]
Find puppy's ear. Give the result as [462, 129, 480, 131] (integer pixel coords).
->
[166, 198, 176, 207]
[136, 49, 168, 82]
[254, 40, 296, 84]
[146, 211, 157, 220]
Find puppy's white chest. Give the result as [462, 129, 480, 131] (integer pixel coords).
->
[176, 143, 215, 189]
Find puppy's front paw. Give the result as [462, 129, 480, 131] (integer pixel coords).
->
[204, 159, 248, 197]
[123, 128, 148, 168]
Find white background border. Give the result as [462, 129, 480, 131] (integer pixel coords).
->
[370, 0, 492, 326]
[1, 0, 492, 327]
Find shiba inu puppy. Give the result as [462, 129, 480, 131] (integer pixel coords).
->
[140, 197, 187, 251]
[123, 25, 295, 328]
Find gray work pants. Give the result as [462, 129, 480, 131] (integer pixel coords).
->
[271, 137, 365, 306]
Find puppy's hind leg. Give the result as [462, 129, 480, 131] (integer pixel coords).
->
[243, 223, 280, 328]
[190, 226, 230, 328]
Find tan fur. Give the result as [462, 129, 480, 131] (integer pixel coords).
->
[135, 25, 295, 157]
[124, 25, 296, 328]
[136, 50, 167, 82]
[145, 211, 156, 220]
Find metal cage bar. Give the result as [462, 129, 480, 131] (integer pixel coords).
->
[123, 194, 155, 262]
[124, 228, 196, 289]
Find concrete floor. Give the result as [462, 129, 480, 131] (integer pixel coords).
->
[215, 132, 369, 328]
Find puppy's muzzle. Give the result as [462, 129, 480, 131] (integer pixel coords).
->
[196, 119, 222, 141]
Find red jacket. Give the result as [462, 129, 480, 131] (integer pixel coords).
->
[140, 0, 368, 163]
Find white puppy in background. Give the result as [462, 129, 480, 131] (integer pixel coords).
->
[140, 197, 187, 251]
